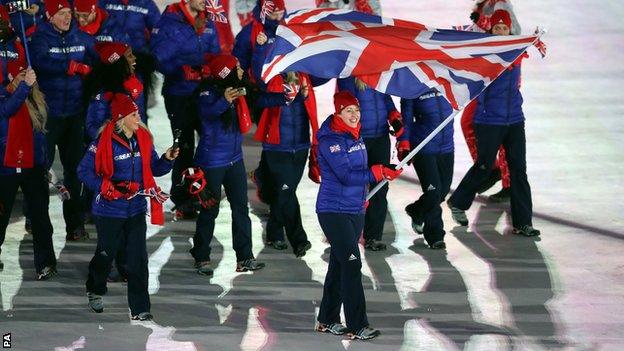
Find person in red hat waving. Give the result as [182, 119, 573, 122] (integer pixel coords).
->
[189, 54, 265, 275]
[314, 91, 401, 340]
[77, 93, 178, 320]
[0, 5, 56, 280]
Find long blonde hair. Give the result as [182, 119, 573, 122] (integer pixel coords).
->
[96, 119, 152, 140]
[26, 83, 48, 132]
[354, 77, 368, 91]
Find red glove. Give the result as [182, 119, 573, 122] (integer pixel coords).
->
[308, 145, 321, 184]
[182, 65, 201, 81]
[100, 179, 123, 201]
[396, 140, 411, 164]
[388, 111, 404, 138]
[371, 164, 403, 182]
[67, 60, 91, 76]
[200, 64, 211, 79]
[476, 14, 491, 31]
[114, 181, 140, 199]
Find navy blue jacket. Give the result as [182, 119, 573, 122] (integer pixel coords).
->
[150, 6, 220, 96]
[78, 134, 173, 218]
[99, 0, 161, 52]
[85, 90, 147, 141]
[92, 11, 133, 45]
[337, 77, 405, 141]
[401, 90, 454, 155]
[474, 64, 524, 126]
[0, 83, 47, 175]
[30, 22, 96, 118]
[194, 86, 244, 169]
[256, 90, 312, 153]
[232, 4, 281, 75]
[316, 117, 375, 214]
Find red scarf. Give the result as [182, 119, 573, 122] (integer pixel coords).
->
[171, 1, 206, 34]
[236, 96, 252, 134]
[79, 8, 107, 35]
[95, 124, 164, 225]
[3, 40, 33, 169]
[254, 73, 318, 145]
[330, 114, 361, 140]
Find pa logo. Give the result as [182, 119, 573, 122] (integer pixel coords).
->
[2, 332, 10, 348]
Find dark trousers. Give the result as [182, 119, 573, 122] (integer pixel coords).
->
[0, 167, 55, 272]
[264, 149, 309, 250]
[46, 114, 85, 233]
[363, 135, 390, 241]
[164, 94, 200, 206]
[190, 160, 254, 262]
[410, 152, 454, 244]
[449, 122, 533, 227]
[86, 215, 149, 315]
[317, 213, 368, 331]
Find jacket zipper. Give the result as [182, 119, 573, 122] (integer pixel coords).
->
[435, 94, 445, 154]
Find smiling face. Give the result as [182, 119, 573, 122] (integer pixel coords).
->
[492, 23, 510, 35]
[124, 48, 136, 74]
[188, 0, 206, 13]
[50, 8, 72, 32]
[338, 104, 361, 128]
[73, 9, 96, 27]
[121, 110, 141, 134]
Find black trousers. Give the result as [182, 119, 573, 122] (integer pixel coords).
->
[190, 160, 254, 262]
[317, 212, 368, 331]
[363, 135, 390, 241]
[410, 152, 454, 244]
[0, 167, 55, 272]
[46, 114, 85, 233]
[264, 149, 309, 250]
[164, 94, 200, 206]
[449, 122, 533, 227]
[86, 214, 149, 315]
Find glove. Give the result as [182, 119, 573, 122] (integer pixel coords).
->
[476, 14, 491, 31]
[371, 164, 403, 182]
[470, 11, 480, 24]
[182, 65, 201, 81]
[100, 179, 124, 201]
[114, 181, 140, 199]
[67, 60, 91, 76]
[388, 111, 404, 138]
[308, 145, 321, 184]
[200, 64, 211, 79]
[146, 187, 170, 204]
[181, 167, 219, 209]
[396, 140, 411, 164]
[55, 183, 71, 201]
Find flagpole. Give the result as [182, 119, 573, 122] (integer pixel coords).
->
[365, 30, 547, 201]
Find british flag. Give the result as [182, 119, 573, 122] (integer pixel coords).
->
[206, 0, 228, 23]
[261, 8, 542, 110]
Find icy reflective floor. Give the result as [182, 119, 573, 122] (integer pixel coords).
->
[1, 1, 623, 350]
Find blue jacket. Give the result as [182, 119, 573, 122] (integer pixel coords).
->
[99, 0, 161, 52]
[78, 134, 173, 218]
[257, 90, 312, 153]
[85, 90, 147, 141]
[150, 6, 220, 96]
[232, 4, 281, 75]
[30, 22, 96, 118]
[0, 83, 47, 175]
[194, 85, 244, 169]
[2, 0, 44, 37]
[474, 64, 524, 126]
[401, 90, 454, 155]
[337, 77, 404, 140]
[92, 11, 133, 45]
[316, 117, 375, 214]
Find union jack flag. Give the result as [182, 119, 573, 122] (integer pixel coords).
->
[283, 82, 300, 104]
[261, 8, 542, 110]
[259, 0, 276, 24]
[206, 0, 228, 23]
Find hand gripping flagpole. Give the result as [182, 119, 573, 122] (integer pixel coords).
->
[365, 29, 548, 201]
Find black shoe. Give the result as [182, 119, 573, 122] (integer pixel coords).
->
[106, 270, 128, 283]
[513, 225, 541, 237]
[294, 241, 312, 258]
[405, 203, 424, 234]
[429, 241, 446, 250]
[36, 266, 57, 281]
[66, 228, 89, 241]
[477, 169, 501, 194]
[87, 292, 104, 313]
[489, 187, 511, 203]
[236, 258, 266, 272]
[194, 261, 214, 276]
[315, 322, 348, 335]
[131, 312, 153, 321]
[266, 240, 288, 250]
[364, 239, 387, 251]
[349, 326, 381, 340]
[447, 200, 468, 226]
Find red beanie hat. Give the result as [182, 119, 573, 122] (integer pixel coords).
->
[45, 0, 70, 19]
[0, 5, 10, 22]
[334, 91, 359, 114]
[95, 42, 129, 64]
[111, 94, 138, 123]
[208, 54, 238, 79]
[491, 9, 512, 29]
[73, 0, 98, 13]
